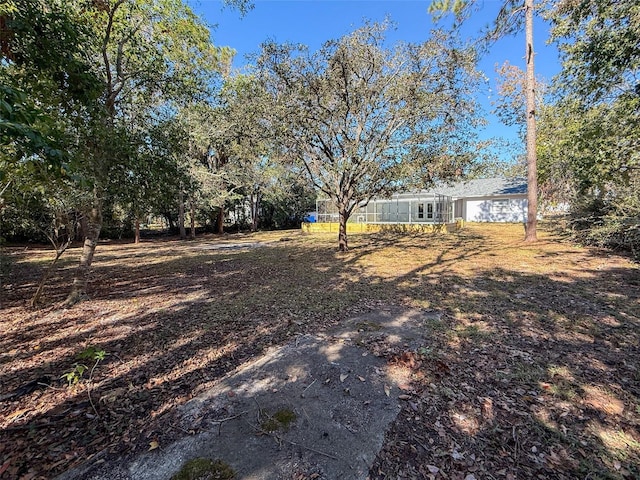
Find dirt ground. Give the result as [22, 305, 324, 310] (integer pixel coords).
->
[58, 307, 441, 480]
[1, 224, 639, 479]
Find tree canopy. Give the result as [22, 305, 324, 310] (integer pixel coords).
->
[1, 0, 243, 303]
[535, 0, 640, 256]
[257, 22, 482, 251]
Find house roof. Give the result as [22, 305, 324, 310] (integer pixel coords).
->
[429, 177, 528, 199]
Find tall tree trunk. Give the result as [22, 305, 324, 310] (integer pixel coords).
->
[77, 213, 88, 241]
[524, 0, 538, 242]
[178, 190, 186, 239]
[66, 193, 102, 305]
[250, 192, 260, 232]
[189, 198, 196, 240]
[134, 216, 140, 244]
[216, 206, 225, 234]
[338, 207, 349, 252]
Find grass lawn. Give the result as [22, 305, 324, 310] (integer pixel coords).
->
[1, 223, 639, 479]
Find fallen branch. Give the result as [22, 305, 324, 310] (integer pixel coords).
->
[300, 379, 317, 398]
[212, 411, 249, 435]
[283, 439, 339, 460]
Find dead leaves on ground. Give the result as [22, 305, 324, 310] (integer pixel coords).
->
[2, 226, 640, 479]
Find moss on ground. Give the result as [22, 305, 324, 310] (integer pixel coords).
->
[260, 407, 297, 432]
[171, 458, 235, 480]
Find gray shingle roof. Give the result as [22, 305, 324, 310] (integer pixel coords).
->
[428, 177, 528, 198]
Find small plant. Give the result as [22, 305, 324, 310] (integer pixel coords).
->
[61, 363, 88, 386]
[61, 346, 107, 386]
[60, 346, 107, 387]
[77, 346, 107, 362]
[61, 346, 107, 417]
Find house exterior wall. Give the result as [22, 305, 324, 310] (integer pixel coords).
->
[464, 196, 527, 223]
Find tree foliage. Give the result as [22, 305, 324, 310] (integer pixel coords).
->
[550, 0, 639, 104]
[257, 22, 482, 251]
[545, 0, 639, 187]
[1, 0, 244, 303]
[431, 0, 541, 242]
[540, 0, 640, 256]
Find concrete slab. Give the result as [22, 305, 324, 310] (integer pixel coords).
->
[58, 307, 438, 480]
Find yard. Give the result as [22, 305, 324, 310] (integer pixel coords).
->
[1, 223, 639, 479]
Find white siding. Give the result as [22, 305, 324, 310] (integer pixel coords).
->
[465, 197, 527, 222]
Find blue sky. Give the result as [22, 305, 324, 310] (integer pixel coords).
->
[188, 0, 561, 161]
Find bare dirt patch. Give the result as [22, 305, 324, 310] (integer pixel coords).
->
[1, 224, 639, 479]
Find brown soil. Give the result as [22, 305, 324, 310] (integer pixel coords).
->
[1, 224, 639, 479]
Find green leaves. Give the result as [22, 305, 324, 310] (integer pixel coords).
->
[0, 84, 66, 169]
[549, 0, 640, 103]
[61, 364, 88, 387]
[538, 1, 640, 254]
[541, 0, 639, 202]
[77, 346, 107, 362]
[428, 0, 472, 21]
[62, 346, 107, 386]
[257, 22, 482, 249]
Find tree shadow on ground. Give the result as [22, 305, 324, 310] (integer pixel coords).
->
[1, 226, 639, 478]
[369, 247, 639, 478]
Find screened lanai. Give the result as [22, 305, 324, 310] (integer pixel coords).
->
[316, 192, 454, 225]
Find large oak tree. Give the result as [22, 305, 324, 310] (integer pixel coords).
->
[258, 22, 481, 251]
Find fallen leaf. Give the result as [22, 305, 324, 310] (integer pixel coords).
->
[464, 475, 477, 480]
[451, 450, 464, 460]
[148, 440, 159, 451]
[427, 465, 439, 474]
[357, 376, 365, 382]
[384, 385, 391, 397]
[0, 460, 11, 476]
[99, 387, 126, 404]
[398, 394, 411, 400]
[340, 374, 349, 382]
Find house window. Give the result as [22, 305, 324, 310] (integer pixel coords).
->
[427, 203, 434, 219]
[418, 203, 424, 219]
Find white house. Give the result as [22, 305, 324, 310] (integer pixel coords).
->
[313, 177, 529, 225]
[430, 177, 528, 223]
